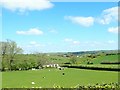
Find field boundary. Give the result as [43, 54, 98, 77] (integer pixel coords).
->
[62, 65, 120, 72]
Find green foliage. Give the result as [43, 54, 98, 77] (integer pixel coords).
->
[2, 52, 119, 71]
[69, 56, 77, 64]
[1, 40, 23, 71]
[1, 40, 119, 75]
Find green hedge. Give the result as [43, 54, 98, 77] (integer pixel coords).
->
[62, 65, 120, 71]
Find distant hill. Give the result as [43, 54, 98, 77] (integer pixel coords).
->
[69, 50, 118, 55]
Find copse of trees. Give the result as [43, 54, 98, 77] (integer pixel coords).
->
[35, 52, 50, 69]
[0, 40, 53, 71]
[0, 40, 23, 71]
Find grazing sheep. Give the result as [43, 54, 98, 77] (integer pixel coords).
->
[32, 68, 36, 70]
[58, 67, 64, 70]
[31, 82, 35, 84]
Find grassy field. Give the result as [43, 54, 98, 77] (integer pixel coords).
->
[79, 54, 119, 64]
[2, 54, 119, 88]
[2, 68, 118, 88]
[92, 54, 119, 64]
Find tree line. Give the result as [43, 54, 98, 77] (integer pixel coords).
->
[0, 40, 48, 71]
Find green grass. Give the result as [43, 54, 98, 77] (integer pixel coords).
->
[2, 68, 119, 88]
[79, 54, 119, 64]
[92, 55, 119, 64]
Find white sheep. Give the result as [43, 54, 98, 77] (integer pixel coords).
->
[31, 82, 35, 84]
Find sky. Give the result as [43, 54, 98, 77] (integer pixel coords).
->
[0, 0, 119, 53]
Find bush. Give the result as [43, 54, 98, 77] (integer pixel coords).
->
[87, 62, 93, 64]
[64, 62, 71, 64]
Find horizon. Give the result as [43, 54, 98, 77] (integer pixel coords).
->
[1, 1, 118, 53]
[9, 49, 119, 54]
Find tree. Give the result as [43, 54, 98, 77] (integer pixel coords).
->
[0, 41, 8, 59]
[0, 40, 23, 71]
[69, 56, 77, 64]
[35, 52, 49, 68]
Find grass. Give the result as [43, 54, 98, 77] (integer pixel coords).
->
[2, 68, 119, 88]
[92, 54, 119, 64]
[78, 54, 119, 64]
[2, 54, 119, 88]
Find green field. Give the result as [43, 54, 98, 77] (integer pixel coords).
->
[79, 54, 119, 64]
[2, 68, 118, 88]
[1, 52, 119, 88]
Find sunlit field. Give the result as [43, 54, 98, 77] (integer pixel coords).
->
[1, 1, 119, 89]
[2, 68, 118, 88]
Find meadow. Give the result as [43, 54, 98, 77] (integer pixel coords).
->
[1, 48, 119, 88]
[2, 68, 119, 88]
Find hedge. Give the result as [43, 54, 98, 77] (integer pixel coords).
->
[62, 65, 120, 71]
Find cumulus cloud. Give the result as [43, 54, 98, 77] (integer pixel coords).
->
[84, 41, 104, 47]
[16, 28, 43, 35]
[108, 27, 119, 34]
[108, 40, 115, 44]
[29, 41, 45, 47]
[64, 38, 73, 42]
[99, 7, 118, 24]
[65, 6, 118, 27]
[49, 29, 58, 34]
[64, 38, 80, 45]
[83, 41, 116, 47]
[72, 41, 80, 45]
[0, 0, 54, 13]
[26, 41, 45, 49]
[65, 16, 94, 27]
[21, 41, 45, 53]
[30, 41, 37, 45]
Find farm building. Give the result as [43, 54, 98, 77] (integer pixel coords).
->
[43, 64, 59, 68]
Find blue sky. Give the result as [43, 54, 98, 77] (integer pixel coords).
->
[1, 1, 119, 53]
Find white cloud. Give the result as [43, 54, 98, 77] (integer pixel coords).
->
[73, 41, 80, 45]
[85, 41, 104, 47]
[65, 6, 118, 27]
[99, 7, 118, 24]
[49, 29, 58, 34]
[108, 40, 115, 44]
[29, 41, 45, 47]
[30, 41, 37, 45]
[64, 38, 73, 42]
[65, 16, 94, 27]
[64, 38, 80, 45]
[108, 27, 119, 34]
[16, 28, 43, 35]
[0, 0, 54, 13]
[30, 41, 45, 47]
[22, 42, 45, 53]
[83, 41, 116, 47]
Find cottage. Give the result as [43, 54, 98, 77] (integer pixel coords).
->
[43, 64, 60, 68]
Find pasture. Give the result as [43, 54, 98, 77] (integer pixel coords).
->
[2, 68, 118, 88]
